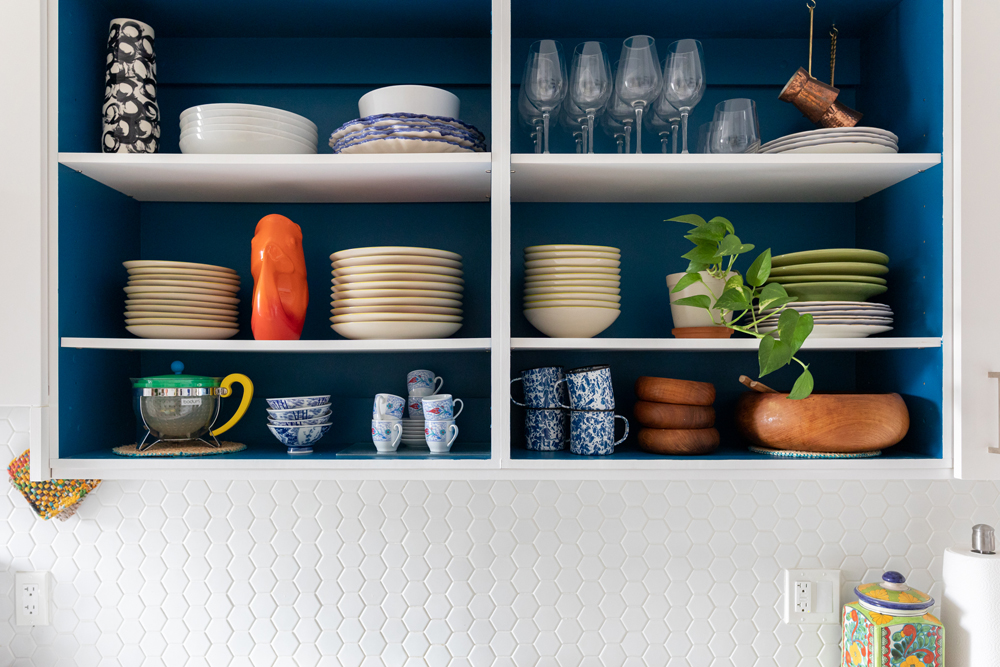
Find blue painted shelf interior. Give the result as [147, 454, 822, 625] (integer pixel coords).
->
[57, 0, 492, 461]
[507, 0, 946, 462]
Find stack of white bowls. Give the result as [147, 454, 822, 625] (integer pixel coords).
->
[523, 244, 621, 338]
[330, 246, 464, 340]
[123, 260, 240, 339]
[179, 103, 318, 154]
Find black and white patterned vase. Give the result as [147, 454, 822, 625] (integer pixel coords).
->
[102, 18, 159, 153]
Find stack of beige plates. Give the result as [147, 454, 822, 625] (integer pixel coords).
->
[123, 260, 240, 339]
[330, 246, 464, 340]
[523, 244, 621, 338]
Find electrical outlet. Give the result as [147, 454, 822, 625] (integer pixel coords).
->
[783, 569, 840, 624]
[15, 571, 50, 626]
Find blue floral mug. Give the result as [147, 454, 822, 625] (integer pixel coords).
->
[373, 393, 405, 420]
[510, 366, 567, 409]
[406, 369, 444, 397]
[371, 419, 402, 452]
[525, 407, 568, 451]
[569, 409, 629, 456]
[557, 365, 615, 410]
[424, 419, 459, 453]
[421, 394, 463, 421]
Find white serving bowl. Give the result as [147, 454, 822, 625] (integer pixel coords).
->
[180, 104, 317, 133]
[181, 117, 318, 143]
[524, 299, 621, 309]
[525, 257, 621, 270]
[524, 305, 620, 338]
[524, 285, 620, 296]
[180, 130, 317, 155]
[523, 292, 621, 304]
[332, 321, 462, 340]
[180, 124, 317, 150]
[358, 85, 460, 118]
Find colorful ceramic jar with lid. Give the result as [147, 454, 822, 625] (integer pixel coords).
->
[132, 361, 253, 451]
[842, 571, 944, 667]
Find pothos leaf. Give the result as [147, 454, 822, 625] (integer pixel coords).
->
[759, 337, 793, 377]
[672, 294, 712, 310]
[757, 283, 789, 311]
[687, 221, 727, 243]
[718, 234, 745, 256]
[746, 248, 772, 287]
[725, 274, 745, 292]
[714, 287, 751, 312]
[670, 272, 704, 293]
[668, 214, 707, 227]
[790, 312, 814, 355]
[776, 309, 800, 345]
[682, 245, 723, 265]
[708, 216, 735, 234]
[787, 367, 814, 400]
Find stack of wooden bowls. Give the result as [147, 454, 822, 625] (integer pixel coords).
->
[633, 376, 720, 455]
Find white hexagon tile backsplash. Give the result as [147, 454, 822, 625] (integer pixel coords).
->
[0, 405, 998, 667]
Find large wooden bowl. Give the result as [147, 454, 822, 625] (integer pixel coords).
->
[735, 392, 909, 453]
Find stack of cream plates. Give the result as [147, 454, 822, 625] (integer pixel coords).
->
[401, 417, 427, 446]
[760, 127, 898, 154]
[330, 246, 464, 340]
[523, 244, 621, 338]
[179, 103, 318, 154]
[124, 260, 240, 339]
[753, 302, 894, 338]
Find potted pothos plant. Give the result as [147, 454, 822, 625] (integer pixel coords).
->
[667, 214, 816, 399]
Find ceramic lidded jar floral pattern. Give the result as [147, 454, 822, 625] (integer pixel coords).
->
[843, 571, 944, 667]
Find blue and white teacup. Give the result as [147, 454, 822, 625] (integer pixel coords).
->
[525, 407, 568, 451]
[558, 365, 615, 410]
[373, 393, 405, 420]
[406, 369, 444, 397]
[265, 395, 330, 410]
[510, 366, 566, 408]
[421, 394, 463, 421]
[268, 423, 332, 454]
[569, 409, 629, 456]
[407, 396, 425, 419]
[267, 405, 331, 421]
[371, 419, 403, 452]
[424, 419, 458, 453]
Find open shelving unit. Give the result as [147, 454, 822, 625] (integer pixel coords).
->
[41, 0, 952, 479]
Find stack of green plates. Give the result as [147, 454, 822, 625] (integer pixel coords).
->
[765, 248, 889, 302]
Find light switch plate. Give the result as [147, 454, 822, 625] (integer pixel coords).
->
[783, 568, 840, 624]
[15, 571, 50, 626]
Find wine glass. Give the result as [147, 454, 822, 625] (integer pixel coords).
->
[560, 101, 589, 153]
[569, 41, 613, 154]
[517, 85, 546, 153]
[644, 111, 674, 153]
[653, 62, 682, 153]
[521, 40, 568, 154]
[615, 36, 661, 154]
[711, 98, 760, 153]
[601, 112, 627, 153]
[607, 86, 635, 154]
[662, 39, 706, 153]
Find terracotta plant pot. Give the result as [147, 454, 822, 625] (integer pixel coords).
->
[735, 391, 909, 453]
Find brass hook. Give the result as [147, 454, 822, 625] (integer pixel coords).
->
[829, 24, 839, 86]
[807, 0, 817, 76]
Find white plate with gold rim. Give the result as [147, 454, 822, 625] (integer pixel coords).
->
[331, 312, 462, 323]
[128, 272, 241, 285]
[125, 299, 238, 313]
[333, 272, 464, 285]
[524, 285, 620, 296]
[523, 278, 620, 289]
[124, 286, 241, 303]
[331, 295, 462, 308]
[331, 305, 462, 315]
[127, 324, 239, 339]
[128, 278, 240, 293]
[332, 264, 464, 278]
[330, 246, 462, 262]
[524, 244, 620, 254]
[127, 266, 241, 280]
[525, 257, 620, 270]
[330, 287, 463, 299]
[123, 260, 237, 274]
[332, 254, 462, 270]
[525, 266, 620, 277]
[332, 321, 463, 339]
[125, 310, 237, 322]
[524, 299, 621, 309]
[525, 250, 621, 261]
[125, 317, 240, 327]
[524, 292, 621, 303]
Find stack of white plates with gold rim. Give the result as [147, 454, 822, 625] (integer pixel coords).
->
[523, 244, 621, 338]
[330, 246, 464, 340]
[123, 260, 240, 339]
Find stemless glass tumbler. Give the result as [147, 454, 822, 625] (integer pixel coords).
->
[569, 41, 613, 154]
[711, 98, 761, 153]
[663, 39, 706, 154]
[615, 36, 661, 154]
[521, 40, 568, 154]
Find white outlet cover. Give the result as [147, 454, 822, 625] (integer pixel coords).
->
[15, 571, 50, 626]
[782, 568, 840, 624]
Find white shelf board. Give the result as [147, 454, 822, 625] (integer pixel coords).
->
[61, 337, 491, 352]
[58, 153, 492, 203]
[510, 153, 942, 203]
[511, 337, 942, 351]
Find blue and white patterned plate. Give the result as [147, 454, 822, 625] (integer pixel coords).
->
[332, 124, 485, 152]
[336, 136, 480, 155]
[330, 113, 485, 145]
[748, 446, 882, 458]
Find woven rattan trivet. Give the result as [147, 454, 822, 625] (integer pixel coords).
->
[113, 441, 247, 457]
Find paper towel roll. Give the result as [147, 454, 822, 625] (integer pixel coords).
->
[943, 545, 1000, 667]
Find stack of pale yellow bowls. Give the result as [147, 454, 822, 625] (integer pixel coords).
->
[123, 260, 240, 339]
[522, 244, 621, 338]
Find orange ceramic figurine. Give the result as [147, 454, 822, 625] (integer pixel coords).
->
[250, 214, 308, 340]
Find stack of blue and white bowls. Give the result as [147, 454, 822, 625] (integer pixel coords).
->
[266, 395, 331, 455]
[557, 365, 629, 456]
[511, 366, 569, 452]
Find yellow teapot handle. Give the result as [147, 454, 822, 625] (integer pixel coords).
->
[210, 373, 254, 437]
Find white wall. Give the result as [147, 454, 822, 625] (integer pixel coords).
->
[0, 406, 992, 667]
